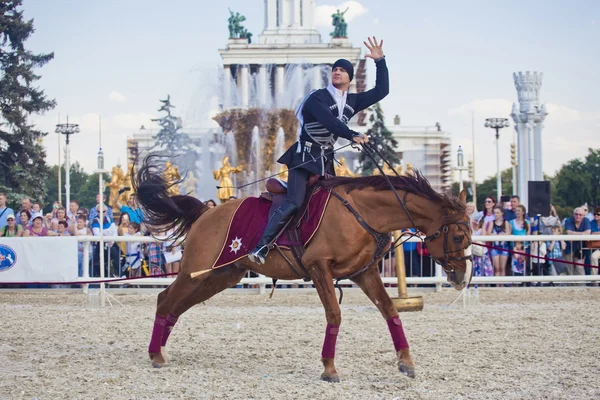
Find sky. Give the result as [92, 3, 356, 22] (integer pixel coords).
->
[21, 0, 600, 185]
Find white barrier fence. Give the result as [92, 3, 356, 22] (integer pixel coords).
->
[1, 234, 599, 292]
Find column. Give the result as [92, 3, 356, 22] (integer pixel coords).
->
[276, 65, 285, 105]
[258, 65, 268, 107]
[223, 65, 231, 109]
[266, 0, 277, 30]
[281, 0, 290, 27]
[527, 123, 535, 186]
[311, 65, 322, 90]
[533, 122, 543, 181]
[517, 122, 528, 206]
[240, 65, 249, 108]
[292, 0, 301, 27]
[295, 65, 304, 105]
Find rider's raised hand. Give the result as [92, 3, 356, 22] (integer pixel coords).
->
[364, 36, 384, 60]
[352, 133, 369, 145]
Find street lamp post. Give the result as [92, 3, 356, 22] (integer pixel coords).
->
[454, 145, 468, 192]
[484, 118, 509, 201]
[55, 117, 80, 208]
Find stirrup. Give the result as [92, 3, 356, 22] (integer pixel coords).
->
[248, 245, 269, 265]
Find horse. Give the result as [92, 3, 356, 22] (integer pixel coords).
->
[135, 157, 473, 382]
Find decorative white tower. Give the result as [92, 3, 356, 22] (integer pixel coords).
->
[510, 71, 548, 208]
[260, 0, 321, 44]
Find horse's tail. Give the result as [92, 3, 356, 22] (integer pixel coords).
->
[134, 155, 208, 242]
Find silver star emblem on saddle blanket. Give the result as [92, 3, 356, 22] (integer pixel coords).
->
[229, 237, 242, 254]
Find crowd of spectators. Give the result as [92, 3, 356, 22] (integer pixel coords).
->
[468, 194, 600, 285]
[0, 191, 220, 280]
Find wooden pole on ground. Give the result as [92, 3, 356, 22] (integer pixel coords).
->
[391, 231, 424, 312]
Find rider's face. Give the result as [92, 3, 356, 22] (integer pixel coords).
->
[331, 67, 350, 87]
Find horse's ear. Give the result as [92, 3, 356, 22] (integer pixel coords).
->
[459, 190, 467, 204]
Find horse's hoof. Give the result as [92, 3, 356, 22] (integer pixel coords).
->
[320, 373, 340, 383]
[398, 362, 415, 379]
[149, 352, 166, 368]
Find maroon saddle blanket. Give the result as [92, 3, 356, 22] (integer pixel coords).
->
[211, 187, 331, 269]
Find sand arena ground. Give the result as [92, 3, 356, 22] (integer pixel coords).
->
[0, 287, 599, 400]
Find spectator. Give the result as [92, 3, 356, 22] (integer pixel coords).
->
[504, 195, 520, 221]
[74, 215, 92, 277]
[547, 226, 567, 276]
[30, 203, 43, 220]
[511, 241, 526, 276]
[1, 214, 23, 237]
[581, 204, 594, 221]
[23, 215, 57, 237]
[205, 199, 217, 208]
[15, 197, 32, 225]
[589, 206, 600, 283]
[117, 212, 131, 256]
[49, 207, 67, 232]
[486, 206, 511, 283]
[125, 222, 143, 278]
[164, 227, 182, 276]
[0, 192, 14, 229]
[88, 194, 113, 222]
[18, 210, 31, 229]
[67, 200, 80, 225]
[471, 216, 493, 280]
[481, 196, 496, 232]
[510, 205, 531, 238]
[540, 205, 560, 235]
[56, 220, 70, 236]
[466, 202, 480, 222]
[91, 204, 120, 277]
[529, 225, 546, 279]
[114, 189, 144, 225]
[564, 207, 591, 277]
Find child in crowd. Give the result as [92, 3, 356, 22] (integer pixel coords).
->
[30, 203, 43, 220]
[529, 225, 546, 282]
[56, 220, 70, 236]
[546, 226, 567, 276]
[511, 241, 526, 275]
[75, 215, 92, 277]
[126, 222, 143, 278]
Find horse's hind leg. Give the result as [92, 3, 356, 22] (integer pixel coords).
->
[351, 265, 415, 378]
[148, 265, 246, 367]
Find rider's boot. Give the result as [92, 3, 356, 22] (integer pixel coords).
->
[248, 202, 298, 265]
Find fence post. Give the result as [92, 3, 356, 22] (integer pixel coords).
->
[82, 240, 90, 294]
[435, 262, 443, 293]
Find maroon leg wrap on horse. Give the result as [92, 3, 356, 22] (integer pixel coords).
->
[387, 316, 409, 351]
[161, 313, 178, 347]
[148, 314, 167, 353]
[321, 324, 340, 359]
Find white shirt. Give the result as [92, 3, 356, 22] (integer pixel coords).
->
[326, 83, 347, 120]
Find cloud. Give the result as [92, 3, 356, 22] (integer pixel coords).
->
[108, 91, 126, 103]
[314, 1, 368, 28]
[544, 103, 581, 122]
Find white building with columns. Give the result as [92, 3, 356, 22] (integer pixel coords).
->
[218, 0, 363, 111]
[510, 71, 548, 208]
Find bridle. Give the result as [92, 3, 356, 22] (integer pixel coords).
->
[423, 212, 473, 273]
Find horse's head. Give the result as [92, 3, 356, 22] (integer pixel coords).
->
[423, 190, 473, 290]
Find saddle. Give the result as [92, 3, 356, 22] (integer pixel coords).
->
[259, 174, 325, 280]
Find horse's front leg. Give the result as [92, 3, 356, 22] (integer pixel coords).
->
[310, 260, 342, 382]
[351, 264, 415, 378]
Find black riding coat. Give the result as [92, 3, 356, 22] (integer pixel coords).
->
[278, 57, 389, 176]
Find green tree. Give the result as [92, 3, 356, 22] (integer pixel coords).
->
[584, 148, 600, 207]
[43, 162, 93, 208]
[359, 103, 399, 176]
[452, 168, 514, 208]
[0, 0, 56, 206]
[552, 159, 591, 209]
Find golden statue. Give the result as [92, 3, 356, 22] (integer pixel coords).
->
[184, 170, 199, 195]
[106, 165, 125, 212]
[373, 163, 402, 176]
[406, 163, 414, 175]
[334, 156, 356, 177]
[278, 165, 289, 182]
[213, 156, 243, 203]
[163, 161, 182, 197]
[119, 163, 136, 205]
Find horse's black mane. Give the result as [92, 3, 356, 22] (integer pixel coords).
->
[319, 169, 466, 213]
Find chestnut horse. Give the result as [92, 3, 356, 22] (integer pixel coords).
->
[135, 158, 472, 382]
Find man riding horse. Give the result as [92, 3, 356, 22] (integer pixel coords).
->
[248, 36, 388, 265]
